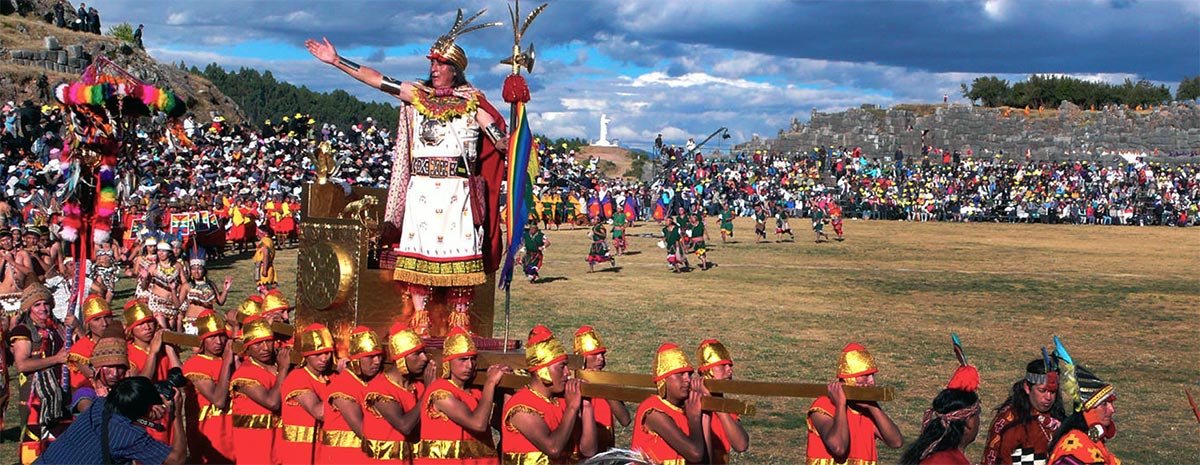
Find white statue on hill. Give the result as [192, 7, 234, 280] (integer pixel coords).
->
[594, 113, 614, 146]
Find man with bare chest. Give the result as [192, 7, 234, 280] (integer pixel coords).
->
[0, 230, 34, 330]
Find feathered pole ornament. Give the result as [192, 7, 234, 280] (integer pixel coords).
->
[1053, 335, 1082, 414]
[497, 0, 548, 352]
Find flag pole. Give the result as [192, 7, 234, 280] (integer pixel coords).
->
[498, 0, 547, 352]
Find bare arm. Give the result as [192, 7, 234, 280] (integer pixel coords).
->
[714, 411, 749, 453]
[305, 37, 416, 103]
[857, 401, 903, 449]
[810, 382, 850, 461]
[372, 397, 420, 436]
[12, 339, 67, 373]
[433, 365, 508, 434]
[330, 396, 366, 437]
[509, 381, 583, 458]
[607, 398, 631, 427]
[644, 409, 706, 463]
[162, 393, 188, 465]
[296, 390, 325, 422]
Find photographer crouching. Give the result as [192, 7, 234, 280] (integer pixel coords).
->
[34, 376, 187, 465]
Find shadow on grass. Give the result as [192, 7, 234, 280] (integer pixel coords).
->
[534, 277, 569, 284]
[621, 251, 642, 256]
[593, 266, 622, 273]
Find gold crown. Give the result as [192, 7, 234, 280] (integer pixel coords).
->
[81, 295, 112, 325]
[573, 326, 606, 355]
[837, 343, 878, 379]
[653, 343, 694, 382]
[697, 339, 732, 374]
[297, 324, 335, 356]
[122, 299, 153, 329]
[241, 317, 274, 346]
[427, 8, 502, 71]
[348, 327, 383, 360]
[195, 311, 228, 339]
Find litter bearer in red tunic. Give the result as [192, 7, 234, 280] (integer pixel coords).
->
[696, 339, 749, 464]
[230, 316, 291, 465]
[416, 327, 510, 464]
[362, 323, 431, 463]
[500, 325, 596, 463]
[631, 343, 708, 464]
[320, 326, 383, 464]
[806, 343, 904, 465]
[573, 326, 630, 452]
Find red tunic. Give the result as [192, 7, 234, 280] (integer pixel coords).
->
[707, 412, 740, 464]
[500, 387, 572, 464]
[183, 353, 235, 463]
[631, 396, 689, 465]
[279, 366, 330, 465]
[66, 336, 96, 391]
[320, 371, 371, 464]
[592, 397, 616, 452]
[416, 378, 498, 465]
[921, 449, 972, 465]
[805, 396, 879, 465]
[231, 359, 282, 465]
[980, 404, 1058, 465]
[363, 373, 425, 463]
[127, 342, 174, 445]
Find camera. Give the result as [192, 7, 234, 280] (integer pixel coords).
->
[155, 367, 188, 400]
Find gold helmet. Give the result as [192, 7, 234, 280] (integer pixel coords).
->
[122, 299, 154, 331]
[81, 294, 113, 326]
[347, 326, 383, 360]
[652, 343, 694, 396]
[426, 8, 501, 72]
[525, 325, 567, 384]
[240, 316, 274, 347]
[194, 310, 230, 340]
[236, 295, 265, 321]
[837, 343, 878, 385]
[440, 326, 477, 378]
[388, 322, 425, 375]
[696, 339, 732, 378]
[297, 323, 335, 357]
[573, 325, 606, 356]
[263, 290, 290, 316]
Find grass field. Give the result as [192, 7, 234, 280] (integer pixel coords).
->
[3, 218, 1197, 464]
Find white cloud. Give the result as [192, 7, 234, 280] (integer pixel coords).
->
[983, 0, 1011, 20]
[629, 72, 773, 90]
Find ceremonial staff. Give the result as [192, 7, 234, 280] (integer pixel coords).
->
[497, 0, 548, 351]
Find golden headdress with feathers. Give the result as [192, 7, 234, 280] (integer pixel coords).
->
[427, 8, 502, 71]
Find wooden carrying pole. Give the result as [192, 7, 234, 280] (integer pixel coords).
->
[574, 370, 895, 402]
[470, 372, 756, 416]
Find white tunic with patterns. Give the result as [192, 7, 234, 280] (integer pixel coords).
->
[391, 109, 485, 287]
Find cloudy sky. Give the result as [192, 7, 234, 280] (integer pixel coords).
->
[97, 0, 1199, 151]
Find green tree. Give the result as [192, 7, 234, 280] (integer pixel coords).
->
[1177, 76, 1200, 101]
[962, 76, 1010, 107]
[107, 23, 136, 43]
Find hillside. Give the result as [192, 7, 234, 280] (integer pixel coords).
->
[0, 6, 242, 121]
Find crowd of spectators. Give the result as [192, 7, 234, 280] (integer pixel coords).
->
[648, 145, 1200, 227]
[1, 95, 1195, 242]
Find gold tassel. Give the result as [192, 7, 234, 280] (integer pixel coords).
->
[448, 309, 471, 332]
[411, 309, 431, 337]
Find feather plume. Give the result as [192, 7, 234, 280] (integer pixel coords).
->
[951, 332, 967, 366]
[519, 4, 548, 41]
[1053, 335, 1082, 413]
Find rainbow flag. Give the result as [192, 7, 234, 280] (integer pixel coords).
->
[499, 102, 537, 289]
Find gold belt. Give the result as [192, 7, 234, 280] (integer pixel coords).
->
[321, 429, 363, 448]
[362, 438, 411, 460]
[197, 404, 229, 422]
[231, 413, 278, 429]
[502, 451, 551, 465]
[806, 459, 876, 465]
[412, 158, 463, 178]
[281, 424, 316, 443]
[417, 439, 497, 459]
